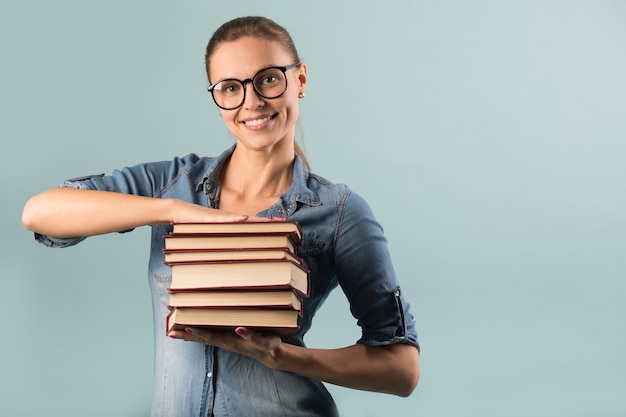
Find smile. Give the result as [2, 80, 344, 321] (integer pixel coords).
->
[242, 115, 275, 126]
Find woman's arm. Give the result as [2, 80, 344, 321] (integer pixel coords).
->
[272, 339, 420, 397]
[171, 327, 420, 397]
[22, 188, 247, 238]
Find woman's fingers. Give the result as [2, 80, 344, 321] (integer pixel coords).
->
[168, 326, 283, 367]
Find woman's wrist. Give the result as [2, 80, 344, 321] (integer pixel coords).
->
[160, 198, 179, 225]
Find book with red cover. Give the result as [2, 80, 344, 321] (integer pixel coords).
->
[163, 247, 301, 264]
[167, 259, 310, 298]
[166, 307, 300, 339]
[167, 289, 303, 311]
[163, 232, 300, 253]
[172, 221, 302, 242]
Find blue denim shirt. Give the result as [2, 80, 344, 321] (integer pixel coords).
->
[36, 145, 419, 417]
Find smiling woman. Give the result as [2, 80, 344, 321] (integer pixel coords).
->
[206, 16, 311, 171]
[22, 15, 420, 417]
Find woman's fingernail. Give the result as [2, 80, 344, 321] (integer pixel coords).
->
[185, 328, 193, 334]
[235, 327, 246, 337]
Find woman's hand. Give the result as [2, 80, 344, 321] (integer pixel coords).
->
[168, 327, 285, 368]
[168, 198, 272, 225]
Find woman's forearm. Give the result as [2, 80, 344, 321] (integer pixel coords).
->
[23, 188, 248, 238]
[22, 188, 174, 238]
[272, 342, 420, 397]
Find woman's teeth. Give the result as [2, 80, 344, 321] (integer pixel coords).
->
[245, 116, 272, 126]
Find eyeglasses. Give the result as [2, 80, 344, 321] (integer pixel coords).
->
[208, 64, 299, 110]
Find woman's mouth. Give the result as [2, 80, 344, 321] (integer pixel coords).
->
[242, 114, 275, 127]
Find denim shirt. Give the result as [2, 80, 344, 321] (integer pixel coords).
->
[35, 145, 419, 417]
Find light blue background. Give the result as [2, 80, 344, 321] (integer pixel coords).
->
[2, 1, 625, 416]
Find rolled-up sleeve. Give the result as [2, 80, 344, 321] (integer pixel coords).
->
[33, 174, 103, 248]
[333, 191, 419, 348]
[33, 154, 202, 248]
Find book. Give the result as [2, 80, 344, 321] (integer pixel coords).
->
[163, 248, 301, 264]
[167, 259, 310, 297]
[172, 221, 302, 241]
[167, 289, 303, 311]
[166, 307, 300, 339]
[164, 232, 299, 253]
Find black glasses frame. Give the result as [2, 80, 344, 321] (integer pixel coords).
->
[207, 64, 299, 110]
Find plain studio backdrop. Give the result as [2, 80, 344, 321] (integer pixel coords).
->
[1, 1, 625, 416]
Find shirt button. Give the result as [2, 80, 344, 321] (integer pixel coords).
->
[207, 372, 213, 378]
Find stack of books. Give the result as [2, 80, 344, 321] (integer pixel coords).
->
[163, 221, 309, 339]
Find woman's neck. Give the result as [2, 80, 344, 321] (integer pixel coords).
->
[217, 143, 294, 215]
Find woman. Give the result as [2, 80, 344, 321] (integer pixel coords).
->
[22, 16, 420, 417]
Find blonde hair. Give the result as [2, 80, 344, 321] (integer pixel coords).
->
[205, 16, 311, 170]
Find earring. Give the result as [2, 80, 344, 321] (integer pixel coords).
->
[298, 92, 305, 98]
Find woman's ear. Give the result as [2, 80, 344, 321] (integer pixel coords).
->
[297, 63, 308, 96]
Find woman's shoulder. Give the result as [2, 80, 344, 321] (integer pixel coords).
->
[169, 146, 234, 174]
[304, 171, 372, 212]
[138, 152, 222, 178]
[165, 152, 215, 167]
[305, 171, 349, 198]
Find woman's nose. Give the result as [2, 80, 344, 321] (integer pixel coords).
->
[242, 81, 265, 109]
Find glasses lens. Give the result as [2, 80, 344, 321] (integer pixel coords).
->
[253, 68, 288, 99]
[212, 80, 245, 110]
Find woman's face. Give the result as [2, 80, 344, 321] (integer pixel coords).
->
[209, 37, 307, 154]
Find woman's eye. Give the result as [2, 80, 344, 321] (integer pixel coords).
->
[216, 81, 241, 95]
[223, 84, 240, 94]
[260, 75, 278, 85]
